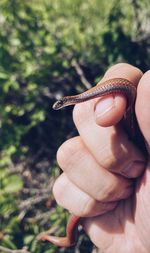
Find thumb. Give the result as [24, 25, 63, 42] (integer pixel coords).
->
[94, 63, 142, 127]
[136, 70, 150, 154]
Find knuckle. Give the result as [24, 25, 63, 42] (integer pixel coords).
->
[106, 63, 143, 77]
[52, 176, 66, 206]
[95, 176, 132, 202]
[57, 136, 84, 171]
[95, 179, 119, 202]
[56, 136, 84, 170]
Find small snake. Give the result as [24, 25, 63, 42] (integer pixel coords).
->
[38, 77, 146, 247]
[52, 78, 136, 110]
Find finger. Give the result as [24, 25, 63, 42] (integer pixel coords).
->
[83, 197, 145, 251]
[83, 212, 118, 249]
[53, 173, 117, 217]
[94, 63, 143, 126]
[73, 64, 145, 178]
[136, 70, 150, 152]
[57, 136, 133, 202]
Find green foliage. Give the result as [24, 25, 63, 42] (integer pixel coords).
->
[0, 0, 150, 252]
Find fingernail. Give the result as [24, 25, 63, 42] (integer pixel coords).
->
[95, 97, 115, 119]
[122, 161, 145, 178]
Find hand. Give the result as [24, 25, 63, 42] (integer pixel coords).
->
[53, 63, 150, 253]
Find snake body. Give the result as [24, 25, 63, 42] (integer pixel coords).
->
[38, 77, 146, 247]
[52, 78, 136, 110]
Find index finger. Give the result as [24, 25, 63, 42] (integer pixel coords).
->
[73, 63, 145, 177]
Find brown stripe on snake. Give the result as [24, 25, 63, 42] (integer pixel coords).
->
[38, 77, 146, 247]
[52, 78, 136, 110]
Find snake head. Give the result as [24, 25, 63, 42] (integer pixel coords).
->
[52, 98, 66, 110]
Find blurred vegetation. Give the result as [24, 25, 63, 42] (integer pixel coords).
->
[0, 0, 150, 252]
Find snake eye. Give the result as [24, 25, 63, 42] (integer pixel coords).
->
[57, 100, 64, 107]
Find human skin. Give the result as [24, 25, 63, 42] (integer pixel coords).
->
[53, 63, 150, 253]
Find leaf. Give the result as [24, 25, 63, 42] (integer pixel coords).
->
[24, 235, 35, 244]
[3, 175, 23, 194]
[0, 71, 8, 79]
